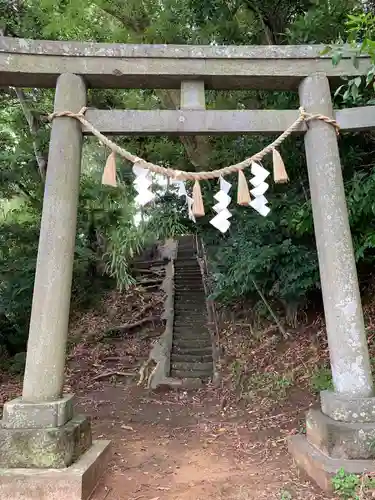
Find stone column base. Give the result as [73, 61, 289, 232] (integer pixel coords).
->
[289, 391, 375, 492]
[288, 434, 375, 492]
[0, 396, 111, 499]
[0, 440, 111, 500]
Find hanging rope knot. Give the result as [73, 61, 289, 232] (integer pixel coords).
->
[172, 170, 185, 181]
[299, 106, 340, 136]
[299, 106, 308, 120]
[47, 106, 88, 122]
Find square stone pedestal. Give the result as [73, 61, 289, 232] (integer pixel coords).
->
[0, 396, 111, 499]
[0, 440, 111, 500]
[288, 434, 375, 492]
[289, 391, 375, 492]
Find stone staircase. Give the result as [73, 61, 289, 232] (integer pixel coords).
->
[170, 236, 213, 381]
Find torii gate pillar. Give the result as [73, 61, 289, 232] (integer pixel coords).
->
[0, 74, 110, 500]
[289, 73, 375, 491]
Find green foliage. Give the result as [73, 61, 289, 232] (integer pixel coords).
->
[207, 184, 320, 316]
[286, 0, 356, 44]
[324, 9, 375, 105]
[332, 469, 360, 500]
[331, 469, 375, 499]
[310, 366, 333, 393]
[279, 491, 292, 500]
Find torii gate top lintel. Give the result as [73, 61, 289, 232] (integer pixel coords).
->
[0, 36, 370, 90]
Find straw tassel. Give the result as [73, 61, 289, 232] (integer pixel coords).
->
[237, 170, 251, 205]
[192, 180, 205, 217]
[102, 151, 117, 187]
[272, 148, 289, 184]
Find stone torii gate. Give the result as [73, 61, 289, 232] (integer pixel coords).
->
[1, 37, 375, 498]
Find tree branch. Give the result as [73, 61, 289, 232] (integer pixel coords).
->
[13, 88, 47, 181]
[91, 0, 150, 33]
[91, 0, 213, 169]
[241, 0, 275, 44]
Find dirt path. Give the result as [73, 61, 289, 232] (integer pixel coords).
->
[62, 296, 333, 500]
[0, 290, 335, 500]
[80, 379, 330, 500]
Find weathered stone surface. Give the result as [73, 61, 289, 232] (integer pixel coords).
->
[0, 415, 91, 469]
[82, 107, 375, 137]
[22, 73, 86, 402]
[0, 439, 111, 500]
[0, 37, 362, 58]
[288, 434, 375, 493]
[321, 390, 375, 423]
[299, 74, 373, 398]
[180, 81, 205, 109]
[306, 408, 375, 460]
[0, 37, 371, 90]
[2, 395, 74, 429]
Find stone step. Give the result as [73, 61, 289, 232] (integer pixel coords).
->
[173, 334, 211, 343]
[174, 305, 207, 311]
[174, 285, 204, 290]
[174, 311, 206, 316]
[171, 361, 213, 372]
[174, 312, 206, 318]
[173, 328, 209, 336]
[171, 353, 212, 363]
[173, 338, 212, 348]
[174, 299, 205, 304]
[174, 295, 205, 301]
[175, 278, 202, 282]
[173, 317, 207, 323]
[172, 345, 212, 355]
[176, 261, 197, 266]
[173, 324, 207, 331]
[173, 327, 208, 333]
[174, 294, 205, 299]
[174, 309, 206, 315]
[174, 271, 201, 276]
[175, 291, 204, 296]
[174, 287, 203, 291]
[174, 265, 200, 270]
[173, 321, 209, 328]
[174, 302, 205, 307]
[170, 370, 212, 379]
[174, 306, 206, 311]
[174, 303, 206, 308]
[174, 305, 205, 309]
[174, 277, 203, 282]
[173, 324, 208, 331]
[175, 294, 204, 299]
[174, 282, 204, 288]
[175, 278, 201, 281]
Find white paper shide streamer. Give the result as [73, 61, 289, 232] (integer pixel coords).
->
[210, 177, 232, 233]
[249, 162, 270, 217]
[174, 180, 196, 223]
[133, 162, 155, 206]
